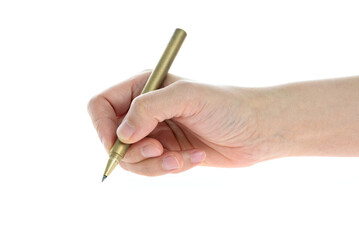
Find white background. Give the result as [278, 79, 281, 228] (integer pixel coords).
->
[0, 0, 358, 239]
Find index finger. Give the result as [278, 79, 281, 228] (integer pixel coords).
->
[87, 71, 152, 151]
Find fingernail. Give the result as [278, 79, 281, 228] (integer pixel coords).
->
[117, 120, 135, 141]
[190, 150, 205, 163]
[141, 144, 161, 158]
[162, 155, 179, 171]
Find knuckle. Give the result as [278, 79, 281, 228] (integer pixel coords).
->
[173, 80, 191, 89]
[87, 94, 103, 114]
[120, 158, 159, 177]
[172, 81, 198, 110]
[138, 165, 155, 176]
[131, 95, 148, 115]
[122, 149, 137, 163]
[174, 80, 197, 97]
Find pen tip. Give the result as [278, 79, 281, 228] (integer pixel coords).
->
[102, 175, 107, 182]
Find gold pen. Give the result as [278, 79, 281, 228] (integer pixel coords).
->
[102, 28, 187, 182]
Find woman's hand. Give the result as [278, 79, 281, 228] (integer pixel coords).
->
[88, 71, 359, 177]
[87, 71, 283, 176]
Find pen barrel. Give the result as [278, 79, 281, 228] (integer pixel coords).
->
[141, 28, 187, 94]
[106, 29, 186, 175]
[110, 140, 130, 158]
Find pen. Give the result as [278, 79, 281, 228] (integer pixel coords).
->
[102, 28, 187, 182]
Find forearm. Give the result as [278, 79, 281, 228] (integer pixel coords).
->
[263, 76, 359, 157]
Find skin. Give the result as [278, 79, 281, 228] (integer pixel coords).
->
[88, 71, 359, 176]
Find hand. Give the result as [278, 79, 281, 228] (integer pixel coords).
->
[88, 73, 359, 176]
[87, 71, 281, 176]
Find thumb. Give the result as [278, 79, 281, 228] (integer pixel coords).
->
[116, 81, 198, 144]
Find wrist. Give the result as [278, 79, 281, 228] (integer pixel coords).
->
[260, 77, 359, 158]
[232, 86, 294, 161]
[257, 85, 304, 158]
[246, 87, 295, 160]
[255, 83, 322, 159]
